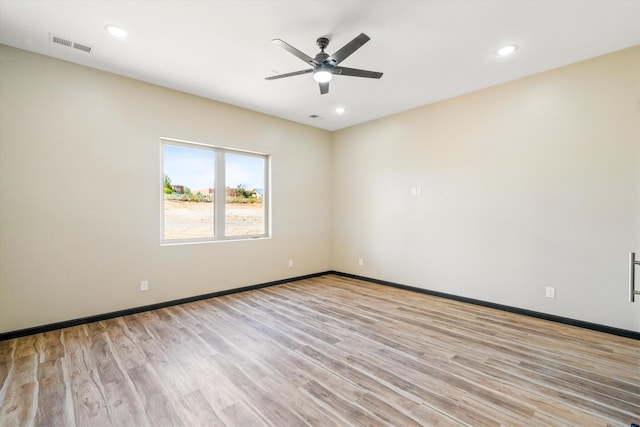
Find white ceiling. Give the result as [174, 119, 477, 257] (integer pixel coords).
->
[1, 0, 639, 131]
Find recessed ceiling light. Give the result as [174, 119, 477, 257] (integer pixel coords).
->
[105, 25, 129, 39]
[496, 45, 518, 56]
[335, 107, 346, 114]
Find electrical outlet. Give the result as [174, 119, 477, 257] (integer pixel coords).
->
[358, 258, 364, 266]
[288, 259, 294, 268]
[545, 286, 555, 299]
[140, 280, 148, 291]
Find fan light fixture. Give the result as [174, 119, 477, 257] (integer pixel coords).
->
[105, 25, 129, 38]
[313, 66, 333, 83]
[496, 45, 518, 56]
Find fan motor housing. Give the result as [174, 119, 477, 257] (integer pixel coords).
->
[314, 52, 330, 64]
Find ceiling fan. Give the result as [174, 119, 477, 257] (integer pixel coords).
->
[265, 33, 383, 95]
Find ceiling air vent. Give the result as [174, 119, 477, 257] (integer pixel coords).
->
[51, 34, 72, 48]
[49, 33, 92, 53]
[72, 42, 92, 53]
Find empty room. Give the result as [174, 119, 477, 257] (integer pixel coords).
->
[0, 1, 639, 426]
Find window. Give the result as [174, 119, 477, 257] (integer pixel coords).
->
[161, 138, 269, 243]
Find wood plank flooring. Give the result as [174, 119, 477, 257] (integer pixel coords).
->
[0, 274, 638, 426]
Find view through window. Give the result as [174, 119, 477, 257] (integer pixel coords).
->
[162, 139, 268, 242]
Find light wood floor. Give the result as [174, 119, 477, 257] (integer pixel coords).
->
[0, 275, 638, 426]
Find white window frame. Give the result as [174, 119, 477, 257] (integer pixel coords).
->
[160, 137, 270, 244]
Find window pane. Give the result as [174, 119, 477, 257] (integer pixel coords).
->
[225, 153, 265, 236]
[163, 144, 215, 240]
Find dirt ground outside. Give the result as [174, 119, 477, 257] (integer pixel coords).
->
[163, 200, 264, 240]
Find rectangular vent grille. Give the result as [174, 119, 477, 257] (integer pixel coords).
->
[51, 35, 72, 47]
[49, 33, 92, 53]
[73, 42, 92, 53]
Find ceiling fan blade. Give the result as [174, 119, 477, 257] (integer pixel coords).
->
[265, 69, 313, 80]
[334, 66, 383, 79]
[319, 81, 329, 95]
[327, 33, 370, 65]
[272, 39, 318, 66]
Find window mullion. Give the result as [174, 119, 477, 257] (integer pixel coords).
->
[214, 150, 225, 238]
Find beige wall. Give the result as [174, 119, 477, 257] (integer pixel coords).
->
[332, 46, 640, 331]
[0, 45, 332, 332]
[2, 44, 639, 333]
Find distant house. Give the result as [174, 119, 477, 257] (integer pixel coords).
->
[226, 187, 263, 199]
[171, 185, 184, 194]
[196, 188, 214, 195]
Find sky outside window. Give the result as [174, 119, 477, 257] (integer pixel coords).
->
[163, 145, 214, 191]
[225, 152, 264, 191]
[164, 145, 263, 191]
